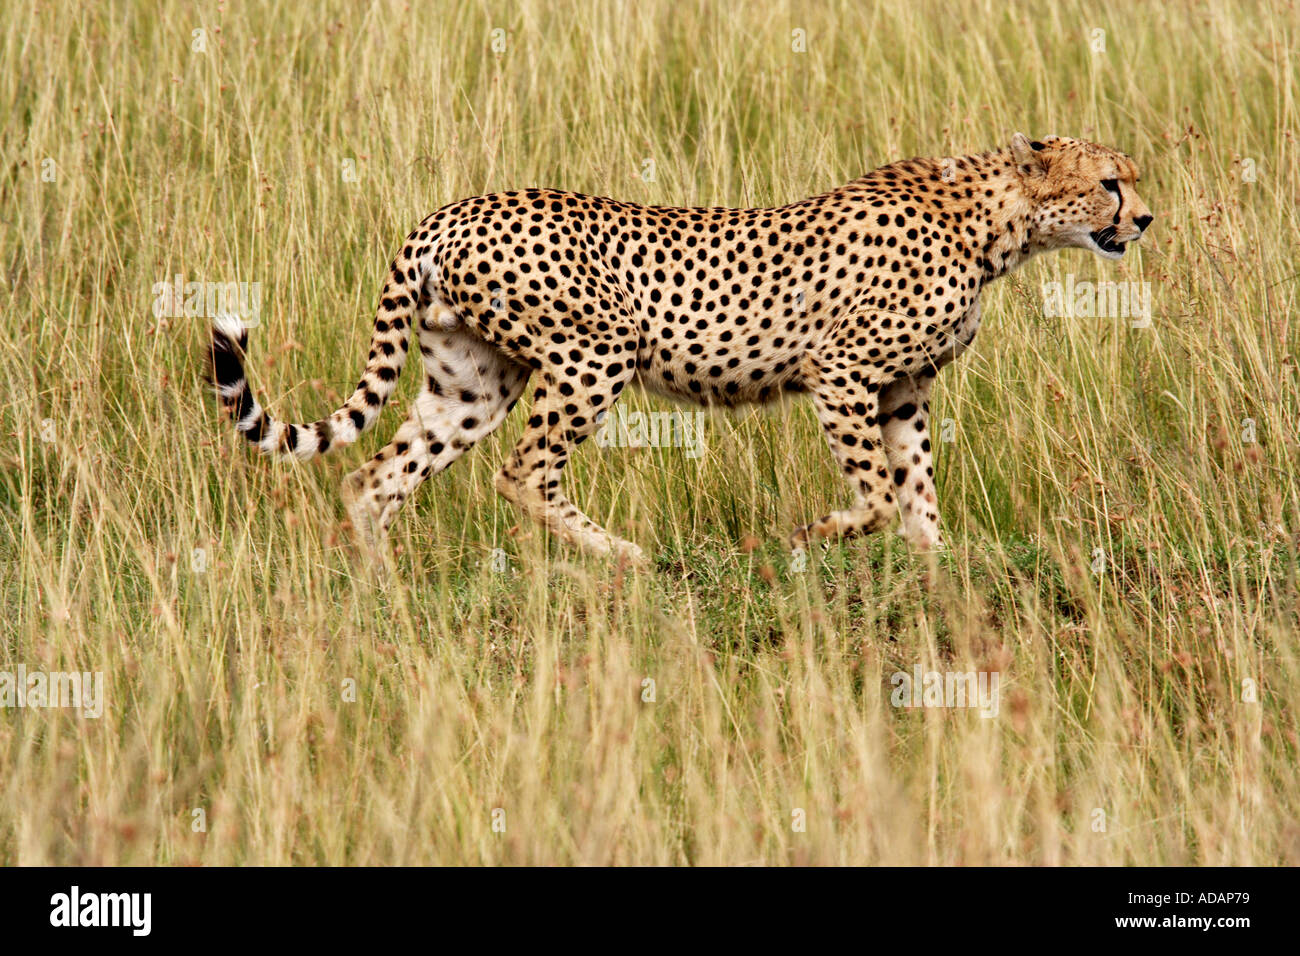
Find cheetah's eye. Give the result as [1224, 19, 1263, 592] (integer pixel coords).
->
[1101, 179, 1120, 198]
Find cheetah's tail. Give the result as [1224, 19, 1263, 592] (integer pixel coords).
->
[207, 246, 432, 461]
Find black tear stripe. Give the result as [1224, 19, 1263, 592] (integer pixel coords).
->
[1104, 179, 1123, 224]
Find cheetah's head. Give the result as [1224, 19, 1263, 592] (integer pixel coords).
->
[1010, 133, 1153, 261]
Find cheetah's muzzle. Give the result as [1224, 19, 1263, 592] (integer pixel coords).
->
[1089, 225, 1126, 256]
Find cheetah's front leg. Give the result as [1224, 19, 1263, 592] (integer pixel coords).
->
[789, 350, 898, 549]
[494, 368, 648, 568]
[875, 301, 979, 552]
[880, 374, 943, 551]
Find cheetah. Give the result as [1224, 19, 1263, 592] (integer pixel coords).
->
[209, 133, 1152, 567]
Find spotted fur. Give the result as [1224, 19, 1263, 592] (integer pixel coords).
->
[209, 133, 1153, 566]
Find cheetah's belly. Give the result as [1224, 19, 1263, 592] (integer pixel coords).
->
[633, 308, 816, 407]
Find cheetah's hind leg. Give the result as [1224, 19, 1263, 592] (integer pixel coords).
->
[492, 365, 648, 568]
[342, 321, 530, 558]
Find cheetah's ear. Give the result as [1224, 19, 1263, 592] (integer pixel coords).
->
[1010, 132, 1050, 179]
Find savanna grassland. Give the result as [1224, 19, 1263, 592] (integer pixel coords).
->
[2, 0, 1298, 864]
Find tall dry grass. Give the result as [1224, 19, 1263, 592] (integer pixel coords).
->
[1, 0, 1297, 864]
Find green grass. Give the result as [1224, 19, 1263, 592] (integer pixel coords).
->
[1, 0, 1298, 864]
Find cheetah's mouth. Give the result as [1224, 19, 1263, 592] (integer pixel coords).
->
[1089, 226, 1127, 258]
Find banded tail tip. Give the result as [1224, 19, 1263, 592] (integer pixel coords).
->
[212, 312, 249, 351]
[209, 312, 251, 397]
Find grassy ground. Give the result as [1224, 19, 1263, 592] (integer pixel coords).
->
[2, 0, 1298, 864]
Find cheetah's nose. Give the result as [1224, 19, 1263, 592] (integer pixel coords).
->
[1134, 214, 1153, 233]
